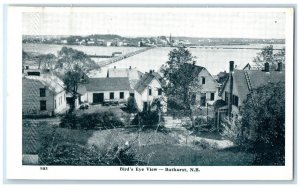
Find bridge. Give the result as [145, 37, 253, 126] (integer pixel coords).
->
[97, 47, 155, 67]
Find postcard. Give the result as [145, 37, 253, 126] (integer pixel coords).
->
[4, 5, 294, 180]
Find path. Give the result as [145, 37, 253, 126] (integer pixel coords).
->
[164, 116, 234, 149]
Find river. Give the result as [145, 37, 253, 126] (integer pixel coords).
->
[23, 43, 284, 76]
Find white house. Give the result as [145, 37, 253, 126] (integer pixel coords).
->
[22, 70, 68, 116]
[159, 63, 220, 107]
[134, 71, 167, 112]
[192, 65, 220, 106]
[85, 77, 132, 104]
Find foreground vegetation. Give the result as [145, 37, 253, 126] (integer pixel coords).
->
[23, 119, 254, 166]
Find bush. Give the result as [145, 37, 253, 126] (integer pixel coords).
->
[60, 113, 78, 129]
[40, 143, 140, 166]
[60, 111, 124, 130]
[127, 96, 138, 113]
[241, 82, 285, 165]
[132, 111, 159, 127]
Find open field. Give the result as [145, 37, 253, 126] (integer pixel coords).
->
[23, 119, 254, 166]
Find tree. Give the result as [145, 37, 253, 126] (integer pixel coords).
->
[63, 65, 83, 111]
[57, 47, 98, 111]
[253, 45, 285, 69]
[240, 81, 285, 165]
[56, 47, 99, 72]
[127, 96, 138, 113]
[22, 50, 30, 65]
[37, 53, 57, 70]
[162, 47, 202, 126]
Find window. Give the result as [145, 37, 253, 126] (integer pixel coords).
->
[158, 88, 162, 95]
[120, 92, 124, 99]
[130, 93, 135, 97]
[40, 100, 47, 111]
[110, 92, 114, 99]
[202, 77, 206, 84]
[40, 88, 46, 97]
[210, 93, 215, 101]
[148, 88, 152, 96]
[232, 95, 239, 107]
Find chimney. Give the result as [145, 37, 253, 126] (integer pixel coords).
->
[114, 66, 116, 69]
[192, 61, 196, 65]
[129, 66, 131, 70]
[228, 61, 234, 118]
[149, 70, 153, 74]
[264, 62, 270, 72]
[277, 62, 283, 71]
[229, 61, 234, 72]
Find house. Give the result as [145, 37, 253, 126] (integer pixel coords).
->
[103, 41, 112, 47]
[215, 61, 285, 129]
[184, 63, 220, 107]
[85, 77, 132, 104]
[22, 70, 68, 117]
[134, 71, 167, 113]
[158, 63, 219, 107]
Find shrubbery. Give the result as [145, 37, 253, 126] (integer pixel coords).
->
[132, 111, 160, 127]
[60, 111, 124, 130]
[127, 96, 138, 113]
[34, 121, 139, 166]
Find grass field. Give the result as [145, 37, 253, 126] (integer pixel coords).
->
[23, 119, 253, 166]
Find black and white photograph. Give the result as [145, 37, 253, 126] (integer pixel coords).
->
[3, 5, 294, 181]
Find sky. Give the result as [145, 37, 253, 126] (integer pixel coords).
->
[22, 7, 287, 39]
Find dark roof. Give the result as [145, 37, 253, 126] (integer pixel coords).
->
[220, 69, 285, 103]
[183, 63, 204, 76]
[77, 84, 87, 95]
[134, 72, 165, 94]
[86, 77, 131, 91]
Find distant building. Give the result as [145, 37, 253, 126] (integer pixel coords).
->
[87, 41, 95, 45]
[117, 41, 123, 46]
[22, 70, 68, 117]
[61, 39, 68, 44]
[103, 41, 112, 47]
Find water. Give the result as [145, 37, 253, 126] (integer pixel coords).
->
[104, 44, 284, 75]
[23, 43, 284, 76]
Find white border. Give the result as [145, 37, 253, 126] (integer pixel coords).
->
[5, 6, 294, 180]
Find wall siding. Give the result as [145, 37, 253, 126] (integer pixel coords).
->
[135, 79, 167, 112]
[22, 78, 55, 116]
[87, 90, 130, 104]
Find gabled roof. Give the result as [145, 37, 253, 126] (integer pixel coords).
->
[134, 72, 165, 94]
[24, 73, 65, 94]
[86, 77, 131, 92]
[183, 63, 205, 76]
[219, 69, 285, 103]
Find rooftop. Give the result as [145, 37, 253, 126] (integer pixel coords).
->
[134, 72, 165, 94]
[23, 73, 65, 94]
[86, 77, 132, 92]
[220, 69, 285, 103]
